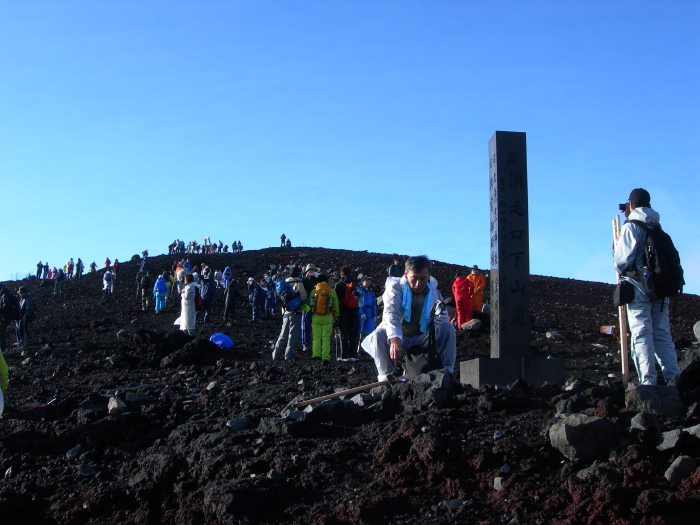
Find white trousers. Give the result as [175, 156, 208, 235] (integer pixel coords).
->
[362, 321, 456, 382]
[626, 284, 681, 385]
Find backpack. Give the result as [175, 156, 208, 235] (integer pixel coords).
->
[340, 281, 360, 308]
[627, 220, 684, 300]
[275, 280, 301, 311]
[3, 293, 21, 321]
[104, 272, 112, 282]
[311, 282, 333, 315]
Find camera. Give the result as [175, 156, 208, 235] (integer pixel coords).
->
[618, 203, 628, 212]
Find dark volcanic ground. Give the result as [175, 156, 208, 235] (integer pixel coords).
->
[1, 247, 700, 524]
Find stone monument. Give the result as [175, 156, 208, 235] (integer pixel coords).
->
[460, 131, 565, 388]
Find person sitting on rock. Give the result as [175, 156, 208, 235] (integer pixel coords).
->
[362, 255, 456, 382]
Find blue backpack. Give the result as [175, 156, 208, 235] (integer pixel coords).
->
[275, 280, 301, 311]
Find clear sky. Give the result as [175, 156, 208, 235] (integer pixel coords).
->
[2, 1, 698, 294]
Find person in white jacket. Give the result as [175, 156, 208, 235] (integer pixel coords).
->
[177, 274, 201, 335]
[362, 255, 456, 382]
[614, 188, 680, 385]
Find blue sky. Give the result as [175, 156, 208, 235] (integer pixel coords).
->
[2, 1, 698, 294]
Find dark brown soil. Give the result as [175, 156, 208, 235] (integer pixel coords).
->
[1, 247, 699, 524]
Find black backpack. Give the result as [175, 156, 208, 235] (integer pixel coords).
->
[2, 293, 21, 321]
[627, 220, 684, 301]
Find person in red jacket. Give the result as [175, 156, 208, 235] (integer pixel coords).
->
[452, 272, 474, 328]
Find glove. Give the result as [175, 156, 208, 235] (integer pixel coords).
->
[360, 314, 367, 320]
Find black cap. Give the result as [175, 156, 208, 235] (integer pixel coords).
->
[629, 188, 651, 207]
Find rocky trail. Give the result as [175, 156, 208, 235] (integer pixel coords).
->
[1, 247, 700, 524]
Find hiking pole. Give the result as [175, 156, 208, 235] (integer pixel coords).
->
[356, 317, 366, 358]
[612, 215, 631, 388]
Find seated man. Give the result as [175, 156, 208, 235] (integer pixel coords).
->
[362, 255, 456, 381]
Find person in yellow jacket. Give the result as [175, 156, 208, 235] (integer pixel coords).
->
[307, 275, 340, 364]
[466, 265, 486, 312]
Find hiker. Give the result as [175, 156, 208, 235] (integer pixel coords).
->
[0, 284, 11, 397]
[15, 286, 36, 348]
[103, 269, 115, 296]
[223, 278, 240, 323]
[247, 278, 267, 323]
[308, 274, 339, 363]
[334, 266, 361, 361]
[280, 233, 286, 247]
[65, 258, 74, 279]
[113, 259, 121, 278]
[362, 255, 456, 382]
[75, 258, 84, 279]
[452, 272, 475, 328]
[467, 265, 486, 312]
[0, 283, 16, 357]
[388, 258, 404, 278]
[357, 276, 378, 338]
[153, 275, 168, 313]
[54, 269, 66, 295]
[271, 266, 307, 360]
[285, 239, 291, 248]
[89, 261, 97, 273]
[222, 266, 233, 290]
[263, 276, 276, 318]
[36, 261, 43, 279]
[43, 262, 49, 279]
[177, 274, 199, 335]
[105, 257, 111, 269]
[301, 264, 321, 352]
[140, 271, 153, 310]
[614, 188, 681, 385]
[198, 267, 217, 323]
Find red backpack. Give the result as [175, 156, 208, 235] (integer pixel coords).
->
[340, 282, 359, 308]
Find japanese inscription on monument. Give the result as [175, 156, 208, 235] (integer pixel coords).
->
[489, 131, 530, 358]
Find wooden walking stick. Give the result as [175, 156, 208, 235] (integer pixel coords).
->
[612, 215, 631, 388]
[293, 379, 393, 410]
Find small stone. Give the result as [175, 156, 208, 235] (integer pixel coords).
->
[493, 431, 504, 441]
[226, 418, 252, 431]
[206, 381, 220, 392]
[657, 429, 688, 452]
[546, 331, 566, 340]
[493, 477, 504, 491]
[108, 397, 127, 416]
[664, 456, 697, 484]
[77, 464, 97, 476]
[5, 466, 14, 478]
[443, 499, 463, 510]
[267, 469, 284, 481]
[500, 464, 511, 474]
[66, 444, 84, 459]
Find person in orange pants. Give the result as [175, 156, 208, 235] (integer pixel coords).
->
[467, 265, 486, 312]
[452, 272, 474, 328]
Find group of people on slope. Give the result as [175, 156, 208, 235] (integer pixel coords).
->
[169, 238, 243, 255]
[269, 263, 378, 364]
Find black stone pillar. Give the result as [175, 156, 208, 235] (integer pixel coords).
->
[460, 131, 565, 389]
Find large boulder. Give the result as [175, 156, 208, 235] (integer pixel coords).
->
[625, 385, 685, 417]
[549, 413, 625, 462]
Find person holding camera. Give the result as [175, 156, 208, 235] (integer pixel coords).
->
[361, 255, 456, 382]
[614, 188, 680, 385]
[335, 265, 361, 361]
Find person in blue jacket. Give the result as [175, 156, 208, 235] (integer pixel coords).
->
[357, 276, 378, 338]
[153, 275, 168, 313]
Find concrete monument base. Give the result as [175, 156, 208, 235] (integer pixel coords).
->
[460, 357, 566, 389]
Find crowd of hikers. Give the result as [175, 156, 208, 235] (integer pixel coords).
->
[1, 236, 490, 405]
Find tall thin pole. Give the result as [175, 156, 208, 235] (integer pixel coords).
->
[613, 216, 630, 388]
